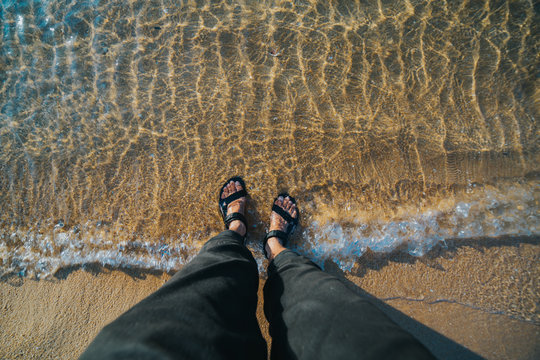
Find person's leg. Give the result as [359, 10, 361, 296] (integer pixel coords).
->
[81, 180, 267, 360]
[263, 197, 434, 360]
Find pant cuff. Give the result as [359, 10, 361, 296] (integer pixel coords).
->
[267, 249, 300, 272]
[205, 229, 246, 247]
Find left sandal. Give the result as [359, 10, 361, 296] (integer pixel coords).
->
[218, 176, 248, 231]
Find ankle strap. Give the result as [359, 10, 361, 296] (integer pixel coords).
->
[263, 230, 288, 259]
[224, 212, 247, 229]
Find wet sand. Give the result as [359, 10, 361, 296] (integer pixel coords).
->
[1, 239, 538, 359]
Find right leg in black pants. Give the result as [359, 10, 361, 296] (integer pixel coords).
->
[263, 196, 435, 360]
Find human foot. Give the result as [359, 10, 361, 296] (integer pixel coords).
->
[264, 195, 299, 260]
[219, 178, 247, 237]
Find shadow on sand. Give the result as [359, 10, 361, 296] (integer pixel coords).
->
[346, 233, 540, 277]
[321, 258, 484, 359]
[0, 262, 175, 286]
[315, 234, 539, 360]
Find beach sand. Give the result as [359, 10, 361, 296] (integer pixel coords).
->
[1, 239, 538, 359]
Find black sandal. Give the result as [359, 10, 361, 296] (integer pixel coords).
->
[218, 176, 248, 232]
[263, 193, 299, 258]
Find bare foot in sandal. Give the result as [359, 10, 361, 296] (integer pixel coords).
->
[265, 195, 298, 260]
[220, 179, 247, 237]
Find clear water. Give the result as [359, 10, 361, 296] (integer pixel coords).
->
[0, 0, 538, 278]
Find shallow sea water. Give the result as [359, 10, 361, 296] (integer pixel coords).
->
[0, 0, 538, 278]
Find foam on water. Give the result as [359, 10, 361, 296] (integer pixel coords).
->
[1, 180, 537, 278]
[1, 228, 203, 278]
[295, 181, 538, 271]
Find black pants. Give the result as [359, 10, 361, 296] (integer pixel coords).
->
[80, 230, 434, 360]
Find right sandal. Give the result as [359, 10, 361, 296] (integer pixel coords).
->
[263, 193, 300, 259]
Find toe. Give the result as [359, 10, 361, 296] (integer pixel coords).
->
[282, 196, 290, 208]
[234, 180, 243, 192]
[291, 207, 297, 219]
[275, 196, 284, 207]
[222, 181, 234, 199]
[221, 183, 229, 199]
[227, 181, 235, 194]
[285, 197, 294, 211]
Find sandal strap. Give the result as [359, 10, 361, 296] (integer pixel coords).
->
[265, 230, 288, 242]
[263, 230, 289, 259]
[271, 204, 298, 225]
[224, 212, 247, 229]
[220, 189, 247, 208]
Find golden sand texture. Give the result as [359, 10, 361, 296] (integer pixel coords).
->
[346, 238, 540, 324]
[0, 268, 169, 359]
[1, 242, 538, 359]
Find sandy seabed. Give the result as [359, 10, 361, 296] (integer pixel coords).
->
[1, 240, 538, 360]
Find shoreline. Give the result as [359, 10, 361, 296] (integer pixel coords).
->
[1, 240, 538, 359]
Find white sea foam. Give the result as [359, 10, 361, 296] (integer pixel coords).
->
[16, 15, 24, 34]
[293, 181, 539, 271]
[1, 181, 538, 278]
[1, 231, 202, 278]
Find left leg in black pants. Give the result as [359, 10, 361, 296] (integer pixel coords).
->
[80, 229, 266, 360]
